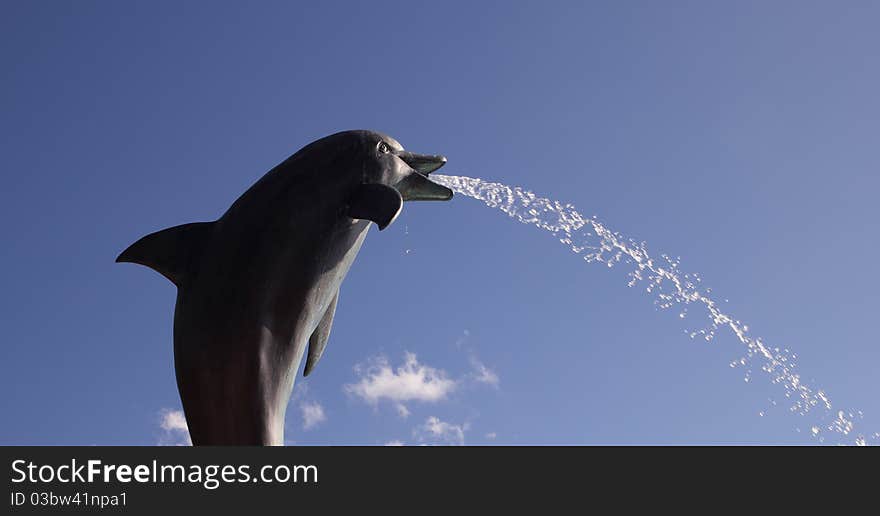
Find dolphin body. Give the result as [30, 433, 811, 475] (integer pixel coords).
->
[117, 130, 452, 445]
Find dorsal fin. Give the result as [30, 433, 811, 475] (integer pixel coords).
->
[116, 222, 214, 287]
[303, 291, 339, 377]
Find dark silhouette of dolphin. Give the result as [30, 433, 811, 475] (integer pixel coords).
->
[117, 130, 452, 445]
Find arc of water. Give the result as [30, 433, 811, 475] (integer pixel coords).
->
[433, 174, 871, 446]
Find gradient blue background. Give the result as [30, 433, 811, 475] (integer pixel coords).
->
[2, 1, 877, 445]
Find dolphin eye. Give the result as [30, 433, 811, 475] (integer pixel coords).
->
[377, 142, 391, 155]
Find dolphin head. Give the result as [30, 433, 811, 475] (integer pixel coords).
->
[319, 130, 453, 230]
[357, 131, 453, 201]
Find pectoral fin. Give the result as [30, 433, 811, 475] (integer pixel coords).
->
[347, 183, 402, 230]
[304, 291, 339, 377]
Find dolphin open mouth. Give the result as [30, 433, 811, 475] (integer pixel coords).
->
[396, 152, 453, 201]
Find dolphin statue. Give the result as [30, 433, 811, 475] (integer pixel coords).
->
[117, 130, 452, 445]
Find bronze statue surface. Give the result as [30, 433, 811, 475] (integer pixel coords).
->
[117, 130, 452, 445]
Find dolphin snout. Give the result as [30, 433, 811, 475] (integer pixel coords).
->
[393, 150, 452, 201]
[397, 151, 447, 175]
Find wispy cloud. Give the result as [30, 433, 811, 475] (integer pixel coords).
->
[455, 329, 501, 388]
[469, 355, 500, 388]
[158, 409, 191, 446]
[415, 416, 467, 446]
[300, 401, 326, 430]
[395, 403, 411, 419]
[286, 381, 329, 435]
[345, 352, 457, 417]
[485, 432, 497, 440]
[384, 440, 405, 446]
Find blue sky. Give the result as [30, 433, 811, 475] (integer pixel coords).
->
[2, 1, 878, 445]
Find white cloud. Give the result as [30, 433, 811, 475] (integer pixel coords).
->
[415, 416, 467, 446]
[469, 355, 500, 387]
[160, 410, 188, 432]
[158, 409, 191, 446]
[345, 352, 457, 416]
[300, 401, 326, 430]
[384, 440, 405, 446]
